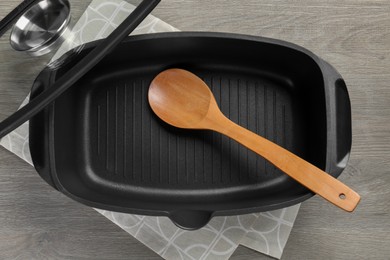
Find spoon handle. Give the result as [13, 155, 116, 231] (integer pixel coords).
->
[209, 114, 360, 212]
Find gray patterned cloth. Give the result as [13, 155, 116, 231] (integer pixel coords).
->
[0, 0, 300, 259]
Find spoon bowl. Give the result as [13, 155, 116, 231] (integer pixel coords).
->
[149, 69, 214, 128]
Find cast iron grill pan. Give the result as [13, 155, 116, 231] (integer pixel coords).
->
[29, 32, 352, 229]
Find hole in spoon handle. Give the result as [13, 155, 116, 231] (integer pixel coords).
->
[316, 179, 360, 212]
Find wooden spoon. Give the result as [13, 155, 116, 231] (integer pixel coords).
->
[148, 68, 360, 212]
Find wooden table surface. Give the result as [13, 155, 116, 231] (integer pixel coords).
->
[0, 0, 389, 259]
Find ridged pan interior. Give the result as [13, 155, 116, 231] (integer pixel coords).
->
[33, 33, 327, 216]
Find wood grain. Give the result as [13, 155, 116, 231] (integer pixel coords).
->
[1, 0, 389, 259]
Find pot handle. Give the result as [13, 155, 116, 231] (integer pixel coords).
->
[169, 210, 213, 230]
[321, 60, 352, 176]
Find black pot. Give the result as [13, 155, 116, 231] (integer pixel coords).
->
[29, 32, 352, 230]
